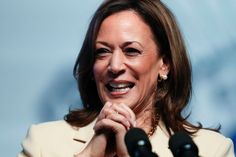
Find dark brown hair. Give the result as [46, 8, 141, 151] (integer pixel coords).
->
[65, 0, 205, 135]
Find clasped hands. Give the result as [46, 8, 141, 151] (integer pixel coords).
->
[76, 101, 136, 157]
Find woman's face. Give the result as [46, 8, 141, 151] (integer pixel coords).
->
[93, 10, 168, 109]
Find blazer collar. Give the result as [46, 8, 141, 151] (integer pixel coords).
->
[72, 118, 173, 156]
[73, 119, 96, 144]
[150, 120, 173, 156]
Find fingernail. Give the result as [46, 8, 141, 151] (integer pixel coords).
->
[126, 120, 130, 126]
[107, 102, 112, 107]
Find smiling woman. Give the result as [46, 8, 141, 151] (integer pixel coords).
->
[93, 10, 166, 113]
[18, 0, 235, 157]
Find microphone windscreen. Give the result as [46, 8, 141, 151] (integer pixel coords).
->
[125, 128, 152, 155]
[169, 132, 199, 157]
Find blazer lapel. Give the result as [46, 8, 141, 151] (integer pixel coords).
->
[150, 120, 173, 157]
[73, 120, 96, 146]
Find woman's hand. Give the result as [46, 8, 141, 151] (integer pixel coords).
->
[76, 101, 136, 157]
[75, 132, 108, 157]
[95, 102, 136, 157]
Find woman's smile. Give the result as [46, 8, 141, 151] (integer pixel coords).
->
[105, 80, 135, 96]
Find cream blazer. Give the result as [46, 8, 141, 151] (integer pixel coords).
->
[18, 120, 235, 157]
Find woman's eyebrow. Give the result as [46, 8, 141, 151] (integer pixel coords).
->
[121, 41, 144, 48]
[95, 41, 144, 49]
[95, 41, 112, 48]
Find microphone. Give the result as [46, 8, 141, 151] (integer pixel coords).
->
[168, 131, 199, 157]
[125, 128, 158, 157]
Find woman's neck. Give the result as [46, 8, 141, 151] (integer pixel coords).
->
[135, 108, 154, 134]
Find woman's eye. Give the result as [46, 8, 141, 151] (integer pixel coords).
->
[124, 48, 141, 56]
[95, 48, 110, 57]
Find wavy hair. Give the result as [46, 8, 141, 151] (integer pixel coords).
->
[65, 0, 208, 135]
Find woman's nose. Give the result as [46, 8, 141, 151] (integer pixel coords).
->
[108, 51, 125, 75]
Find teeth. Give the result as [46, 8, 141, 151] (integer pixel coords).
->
[109, 83, 132, 88]
[106, 82, 134, 92]
[112, 87, 130, 92]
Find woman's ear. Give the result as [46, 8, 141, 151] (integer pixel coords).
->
[157, 56, 170, 81]
[160, 56, 170, 76]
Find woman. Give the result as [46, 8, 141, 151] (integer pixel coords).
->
[18, 0, 235, 157]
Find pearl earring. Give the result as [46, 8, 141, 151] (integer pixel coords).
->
[158, 73, 168, 82]
[160, 74, 168, 80]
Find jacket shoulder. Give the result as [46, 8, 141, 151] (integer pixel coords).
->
[19, 120, 80, 157]
[31, 120, 75, 132]
[26, 120, 76, 140]
[194, 129, 235, 157]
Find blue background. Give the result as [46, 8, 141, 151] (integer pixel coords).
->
[0, 0, 235, 156]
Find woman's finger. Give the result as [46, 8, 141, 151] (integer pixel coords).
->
[94, 117, 127, 134]
[96, 102, 136, 131]
[97, 101, 112, 120]
[108, 103, 136, 127]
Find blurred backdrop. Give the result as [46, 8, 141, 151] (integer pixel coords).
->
[0, 0, 235, 156]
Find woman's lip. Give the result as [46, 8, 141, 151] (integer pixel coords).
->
[105, 81, 135, 97]
[106, 81, 134, 89]
[109, 87, 131, 97]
